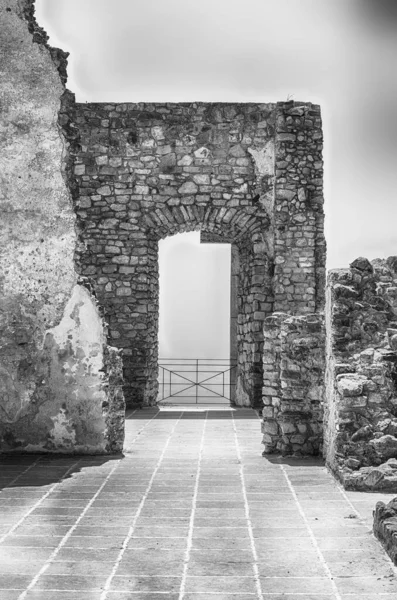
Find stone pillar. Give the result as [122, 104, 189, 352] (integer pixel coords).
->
[261, 101, 326, 455]
[273, 101, 326, 314]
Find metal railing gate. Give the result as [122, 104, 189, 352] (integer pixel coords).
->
[157, 358, 237, 405]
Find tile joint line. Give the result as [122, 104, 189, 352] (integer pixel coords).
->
[0, 458, 82, 546]
[232, 410, 264, 600]
[99, 411, 184, 600]
[178, 410, 208, 600]
[279, 464, 343, 600]
[16, 409, 160, 599]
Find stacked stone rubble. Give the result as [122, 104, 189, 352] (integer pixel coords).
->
[325, 257, 397, 490]
[262, 313, 325, 455]
[374, 497, 397, 564]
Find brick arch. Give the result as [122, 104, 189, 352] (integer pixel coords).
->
[142, 204, 270, 244]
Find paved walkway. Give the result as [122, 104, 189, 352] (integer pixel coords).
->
[1, 407, 397, 599]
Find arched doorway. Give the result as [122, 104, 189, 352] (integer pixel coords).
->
[157, 231, 232, 405]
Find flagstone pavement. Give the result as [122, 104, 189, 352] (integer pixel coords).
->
[1, 406, 397, 600]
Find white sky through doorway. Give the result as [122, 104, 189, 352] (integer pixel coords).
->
[158, 232, 231, 359]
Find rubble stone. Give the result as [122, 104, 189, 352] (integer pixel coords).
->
[325, 258, 397, 490]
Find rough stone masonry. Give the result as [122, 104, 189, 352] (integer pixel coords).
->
[5, 0, 397, 505]
[1, 0, 326, 459]
[63, 96, 326, 432]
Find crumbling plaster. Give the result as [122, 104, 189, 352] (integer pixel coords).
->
[0, 0, 125, 453]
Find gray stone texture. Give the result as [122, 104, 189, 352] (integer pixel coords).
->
[63, 98, 325, 421]
[262, 312, 325, 455]
[0, 0, 327, 459]
[0, 0, 125, 453]
[325, 257, 397, 489]
[374, 497, 397, 564]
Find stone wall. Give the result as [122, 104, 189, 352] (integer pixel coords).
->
[325, 257, 397, 490]
[63, 99, 325, 409]
[374, 497, 397, 564]
[0, 0, 125, 453]
[261, 103, 326, 455]
[262, 313, 325, 455]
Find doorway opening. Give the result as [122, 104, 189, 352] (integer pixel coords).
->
[157, 231, 234, 406]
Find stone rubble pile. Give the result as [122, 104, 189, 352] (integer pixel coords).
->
[325, 257, 397, 490]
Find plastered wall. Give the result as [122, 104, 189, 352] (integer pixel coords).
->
[0, 0, 125, 453]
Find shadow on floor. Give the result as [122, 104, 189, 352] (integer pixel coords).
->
[264, 454, 325, 467]
[0, 454, 120, 492]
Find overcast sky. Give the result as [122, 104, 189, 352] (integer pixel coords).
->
[35, 0, 397, 357]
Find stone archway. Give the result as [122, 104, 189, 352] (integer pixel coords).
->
[1, 7, 328, 457]
[61, 99, 326, 454]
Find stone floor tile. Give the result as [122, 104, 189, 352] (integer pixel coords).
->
[1, 407, 397, 598]
[317, 535, 381, 551]
[2, 561, 46, 575]
[110, 575, 182, 592]
[55, 547, 121, 562]
[338, 596, 397, 600]
[258, 559, 326, 577]
[0, 574, 33, 589]
[185, 575, 257, 594]
[45, 560, 115, 576]
[191, 537, 252, 550]
[187, 561, 255, 576]
[0, 592, 22, 600]
[252, 526, 307, 538]
[335, 575, 397, 594]
[25, 593, 102, 600]
[193, 517, 247, 527]
[328, 560, 395, 577]
[183, 595, 257, 600]
[32, 574, 108, 590]
[132, 526, 189, 538]
[126, 537, 187, 550]
[107, 594, 179, 600]
[72, 525, 130, 537]
[0, 535, 64, 547]
[116, 560, 184, 576]
[261, 597, 335, 600]
[64, 535, 126, 548]
[260, 576, 335, 594]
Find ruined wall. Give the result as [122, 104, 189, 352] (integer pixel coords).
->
[325, 257, 397, 490]
[0, 0, 125, 453]
[374, 497, 397, 564]
[262, 312, 325, 455]
[67, 101, 275, 407]
[261, 103, 326, 455]
[65, 100, 325, 411]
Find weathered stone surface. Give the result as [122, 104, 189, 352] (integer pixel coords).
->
[371, 436, 397, 460]
[0, 0, 125, 453]
[262, 312, 325, 455]
[325, 258, 397, 489]
[67, 98, 325, 409]
[1, 1, 326, 457]
[374, 496, 397, 564]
